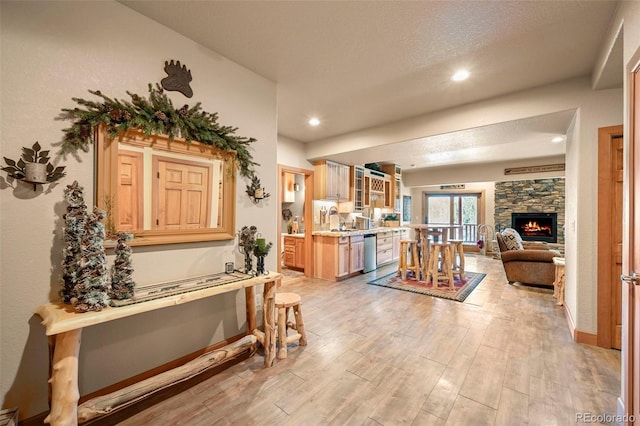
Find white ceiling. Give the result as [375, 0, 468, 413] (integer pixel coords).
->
[119, 0, 621, 170]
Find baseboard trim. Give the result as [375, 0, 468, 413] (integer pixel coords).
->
[563, 303, 598, 346]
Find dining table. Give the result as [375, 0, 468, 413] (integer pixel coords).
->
[404, 223, 463, 244]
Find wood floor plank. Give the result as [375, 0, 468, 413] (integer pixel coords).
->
[445, 395, 497, 425]
[459, 344, 508, 409]
[105, 255, 620, 426]
[495, 387, 528, 426]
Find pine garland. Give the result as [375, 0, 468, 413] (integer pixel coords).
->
[60, 84, 259, 180]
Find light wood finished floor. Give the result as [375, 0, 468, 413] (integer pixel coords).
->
[116, 255, 620, 425]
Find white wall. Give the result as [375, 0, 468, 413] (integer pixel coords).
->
[277, 135, 314, 170]
[0, 1, 277, 418]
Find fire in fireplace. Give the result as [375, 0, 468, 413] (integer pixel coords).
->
[511, 212, 558, 243]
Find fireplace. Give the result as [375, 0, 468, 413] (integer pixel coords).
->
[511, 212, 558, 243]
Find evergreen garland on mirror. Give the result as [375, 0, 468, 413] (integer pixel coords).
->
[59, 84, 259, 180]
[72, 207, 110, 312]
[110, 232, 136, 300]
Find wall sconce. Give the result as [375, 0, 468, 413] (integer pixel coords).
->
[2, 141, 66, 191]
[246, 175, 270, 203]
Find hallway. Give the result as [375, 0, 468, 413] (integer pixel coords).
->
[116, 255, 621, 425]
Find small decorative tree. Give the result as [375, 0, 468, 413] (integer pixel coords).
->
[110, 232, 136, 300]
[71, 207, 110, 312]
[237, 225, 258, 274]
[60, 181, 88, 303]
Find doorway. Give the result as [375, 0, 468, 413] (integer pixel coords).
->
[597, 125, 624, 350]
[277, 165, 314, 280]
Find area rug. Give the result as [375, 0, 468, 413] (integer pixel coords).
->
[366, 271, 486, 302]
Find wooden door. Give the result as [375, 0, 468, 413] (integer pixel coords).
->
[598, 125, 624, 349]
[153, 157, 211, 230]
[117, 150, 143, 231]
[622, 52, 640, 424]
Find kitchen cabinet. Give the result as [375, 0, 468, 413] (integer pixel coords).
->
[284, 236, 305, 269]
[350, 234, 364, 272]
[376, 230, 394, 266]
[337, 237, 350, 277]
[283, 172, 295, 203]
[314, 160, 350, 201]
[382, 164, 402, 213]
[350, 165, 365, 211]
[313, 234, 363, 280]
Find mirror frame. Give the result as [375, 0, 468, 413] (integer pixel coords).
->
[95, 126, 237, 246]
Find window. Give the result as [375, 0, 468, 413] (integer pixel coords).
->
[424, 192, 483, 242]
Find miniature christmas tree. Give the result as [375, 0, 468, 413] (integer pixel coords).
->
[60, 181, 88, 303]
[71, 207, 110, 312]
[110, 232, 136, 300]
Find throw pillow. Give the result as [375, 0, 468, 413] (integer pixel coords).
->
[501, 228, 524, 250]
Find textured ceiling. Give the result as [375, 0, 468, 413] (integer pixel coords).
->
[120, 0, 620, 169]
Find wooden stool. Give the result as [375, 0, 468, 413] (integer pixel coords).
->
[427, 242, 454, 288]
[397, 240, 420, 280]
[419, 236, 431, 282]
[275, 292, 307, 359]
[449, 239, 466, 281]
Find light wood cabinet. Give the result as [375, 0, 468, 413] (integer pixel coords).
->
[314, 160, 350, 201]
[283, 172, 295, 203]
[284, 236, 305, 269]
[350, 235, 364, 272]
[350, 165, 365, 212]
[313, 234, 363, 280]
[376, 230, 394, 266]
[382, 164, 402, 214]
[392, 230, 400, 261]
[337, 238, 350, 277]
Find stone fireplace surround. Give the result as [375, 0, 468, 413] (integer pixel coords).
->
[494, 178, 565, 246]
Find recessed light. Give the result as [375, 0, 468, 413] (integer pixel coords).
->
[308, 117, 320, 126]
[552, 136, 564, 143]
[452, 69, 470, 82]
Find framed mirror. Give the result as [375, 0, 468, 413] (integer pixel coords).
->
[95, 126, 236, 246]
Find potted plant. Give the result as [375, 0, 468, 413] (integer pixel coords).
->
[384, 213, 400, 227]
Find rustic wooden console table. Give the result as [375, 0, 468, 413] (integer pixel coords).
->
[35, 271, 280, 425]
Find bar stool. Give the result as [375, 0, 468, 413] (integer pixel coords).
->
[275, 292, 307, 359]
[449, 239, 466, 281]
[427, 242, 454, 288]
[397, 240, 420, 280]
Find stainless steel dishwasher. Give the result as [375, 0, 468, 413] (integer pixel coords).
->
[363, 233, 377, 273]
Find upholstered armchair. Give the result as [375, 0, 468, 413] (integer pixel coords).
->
[495, 230, 558, 286]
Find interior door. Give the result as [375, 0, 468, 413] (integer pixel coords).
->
[622, 53, 640, 424]
[153, 157, 211, 230]
[598, 125, 624, 350]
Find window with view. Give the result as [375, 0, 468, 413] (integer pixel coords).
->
[424, 193, 482, 242]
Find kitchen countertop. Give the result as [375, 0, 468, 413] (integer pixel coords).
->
[282, 233, 305, 238]
[312, 227, 406, 237]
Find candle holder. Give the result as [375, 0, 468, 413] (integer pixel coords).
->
[253, 241, 273, 276]
[246, 175, 270, 203]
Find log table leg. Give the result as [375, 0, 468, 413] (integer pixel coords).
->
[245, 286, 257, 353]
[262, 280, 277, 367]
[45, 329, 82, 425]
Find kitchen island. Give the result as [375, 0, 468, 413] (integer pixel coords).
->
[312, 227, 408, 281]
